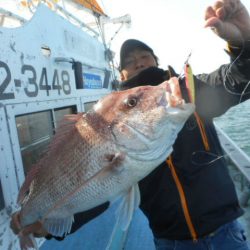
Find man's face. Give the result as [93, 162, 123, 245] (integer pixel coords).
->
[120, 49, 157, 81]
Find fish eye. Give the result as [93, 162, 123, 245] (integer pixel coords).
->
[124, 96, 137, 107]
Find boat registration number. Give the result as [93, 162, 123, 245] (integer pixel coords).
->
[0, 61, 72, 100]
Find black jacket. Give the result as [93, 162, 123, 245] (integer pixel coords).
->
[50, 45, 250, 241]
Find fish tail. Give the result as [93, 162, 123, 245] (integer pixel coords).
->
[19, 232, 38, 250]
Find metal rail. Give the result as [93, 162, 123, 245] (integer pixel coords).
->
[215, 124, 250, 183]
[0, 7, 27, 24]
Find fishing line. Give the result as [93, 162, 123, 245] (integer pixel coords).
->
[178, 23, 250, 101]
[190, 150, 226, 166]
[239, 79, 250, 103]
[177, 51, 192, 81]
[221, 38, 250, 100]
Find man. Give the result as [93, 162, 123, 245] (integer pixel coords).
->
[10, 0, 250, 249]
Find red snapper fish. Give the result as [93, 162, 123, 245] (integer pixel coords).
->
[15, 79, 195, 249]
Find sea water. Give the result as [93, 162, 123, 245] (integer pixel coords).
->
[214, 99, 250, 157]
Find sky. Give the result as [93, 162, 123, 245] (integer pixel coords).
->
[100, 0, 250, 74]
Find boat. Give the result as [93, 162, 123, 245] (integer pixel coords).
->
[0, 0, 129, 249]
[0, 1, 249, 249]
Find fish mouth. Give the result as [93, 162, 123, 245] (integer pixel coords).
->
[157, 81, 195, 118]
[157, 81, 185, 109]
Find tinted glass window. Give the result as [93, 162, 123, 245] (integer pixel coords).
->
[84, 101, 97, 112]
[16, 106, 76, 175]
[16, 111, 53, 174]
[54, 106, 76, 125]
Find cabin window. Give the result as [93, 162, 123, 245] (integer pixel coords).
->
[84, 101, 97, 112]
[15, 106, 76, 175]
[54, 106, 76, 125]
[0, 182, 4, 210]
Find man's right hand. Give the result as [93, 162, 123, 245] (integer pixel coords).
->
[204, 0, 250, 46]
[10, 211, 49, 238]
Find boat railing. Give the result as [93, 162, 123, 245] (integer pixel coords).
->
[49, 2, 100, 37]
[214, 124, 250, 183]
[214, 123, 250, 240]
[0, 1, 100, 38]
[0, 7, 27, 24]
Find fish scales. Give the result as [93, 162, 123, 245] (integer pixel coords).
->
[21, 119, 115, 221]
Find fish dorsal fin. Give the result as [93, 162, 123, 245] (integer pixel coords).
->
[17, 113, 84, 205]
[47, 113, 84, 153]
[17, 165, 40, 205]
[116, 184, 141, 230]
[43, 216, 74, 237]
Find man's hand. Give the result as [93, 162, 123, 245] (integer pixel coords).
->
[205, 0, 250, 46]
[10, 211, 49, 238]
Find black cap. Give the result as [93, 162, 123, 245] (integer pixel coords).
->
[119, 39, 155, 71]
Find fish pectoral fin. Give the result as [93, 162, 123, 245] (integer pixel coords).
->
[42, 153, 126, 221]
[104, 152, 126, 173]
[43, 215, 74, 237]
[116, 184, 141, 231]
